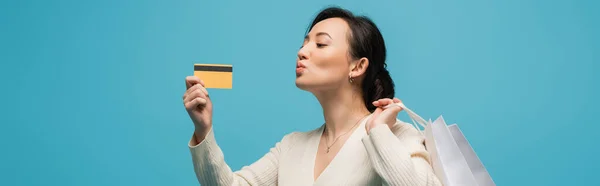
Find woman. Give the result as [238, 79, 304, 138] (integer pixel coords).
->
[182, 7, 442, 186]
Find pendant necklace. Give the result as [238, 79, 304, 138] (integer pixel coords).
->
[324, 115, 368, 153]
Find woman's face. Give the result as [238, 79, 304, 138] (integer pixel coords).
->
[295, 18, 354, 92]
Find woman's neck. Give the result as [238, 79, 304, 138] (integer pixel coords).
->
[314, 88, 371, 138]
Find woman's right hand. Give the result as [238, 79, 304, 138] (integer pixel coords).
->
[183, 76, 213, 140]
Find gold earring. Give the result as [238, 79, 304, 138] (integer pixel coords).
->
[349, 75, 354, 83]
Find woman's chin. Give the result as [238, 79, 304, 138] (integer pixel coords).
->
[295, 77, 313, 90]
[295, 78, 307, 89]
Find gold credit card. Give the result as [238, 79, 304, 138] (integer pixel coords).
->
[194, 64, 233, 89]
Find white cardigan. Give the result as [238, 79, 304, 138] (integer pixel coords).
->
[188, 116, 442, 186]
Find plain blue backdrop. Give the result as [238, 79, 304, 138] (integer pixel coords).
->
[1, 0, 598, 185]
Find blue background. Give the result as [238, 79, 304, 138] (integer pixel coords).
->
[1, 0, 598, 185]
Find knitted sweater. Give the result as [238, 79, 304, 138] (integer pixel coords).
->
[188, 117, 442, 186]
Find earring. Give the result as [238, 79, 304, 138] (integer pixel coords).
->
[349, 75, 354, 83]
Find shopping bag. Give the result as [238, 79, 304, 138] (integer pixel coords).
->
[448, 124, 495, 186]
[388, 103, 495, 186]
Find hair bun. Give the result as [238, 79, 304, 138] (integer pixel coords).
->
[364, 69, 395, 112]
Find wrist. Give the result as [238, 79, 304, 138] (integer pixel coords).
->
[193, 126, 210, 143]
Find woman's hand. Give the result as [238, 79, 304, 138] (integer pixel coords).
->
[366, 98, 403, 134]
[183, 76, 213, 141]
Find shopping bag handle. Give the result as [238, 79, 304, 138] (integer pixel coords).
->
[384, 102, 428, 132]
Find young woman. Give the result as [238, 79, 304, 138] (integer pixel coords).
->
[182, 6, 442, 186]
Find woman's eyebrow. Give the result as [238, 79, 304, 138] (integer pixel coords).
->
[304, 32, 332, 41]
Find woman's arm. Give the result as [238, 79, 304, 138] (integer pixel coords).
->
[362, 120, 442, 186]
[189, 128, 295, 186]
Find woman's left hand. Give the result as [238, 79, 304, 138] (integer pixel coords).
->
[366, 98, 403, 134]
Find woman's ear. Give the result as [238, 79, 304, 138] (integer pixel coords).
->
[349, 57, 369, 78]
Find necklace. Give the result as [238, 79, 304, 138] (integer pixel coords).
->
[324, 115, 368, 153]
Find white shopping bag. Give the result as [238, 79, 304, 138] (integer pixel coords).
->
[448, 124, 495, 186]
[388, 103, 495, 186]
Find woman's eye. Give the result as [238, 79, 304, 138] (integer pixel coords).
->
[316, 43, 327, 48]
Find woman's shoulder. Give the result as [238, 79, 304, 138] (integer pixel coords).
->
[277, 124, 323, 148]
[282, 125, 323, 141]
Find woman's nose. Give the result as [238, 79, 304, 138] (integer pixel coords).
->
[297, 46, 309, 60]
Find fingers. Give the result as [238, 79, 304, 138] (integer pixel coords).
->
[389, 98, 403, 110]
[374, 97, 403, 111]
[373, 98, 392, 107]
[184, 88, 206, 104]
[373, 98, 394, 107]
[183, 84, 199, 99]
[185, 76, 202, 89]
[183, 87, 209, 110]
[381, 98, 394, 105]
[185, 97, 207, 110]
[183, 84, 209, 99]
[183, 76, 210, 110]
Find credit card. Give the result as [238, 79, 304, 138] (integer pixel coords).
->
[193, 64, 233, 89]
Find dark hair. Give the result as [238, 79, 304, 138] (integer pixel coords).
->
[307, 6, 395, 112]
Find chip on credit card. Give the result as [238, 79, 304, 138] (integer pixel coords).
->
[193, 64, 232, 89]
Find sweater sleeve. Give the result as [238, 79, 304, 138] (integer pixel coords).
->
[188, 128, 293, 186]
[362, 121, 442, 186]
